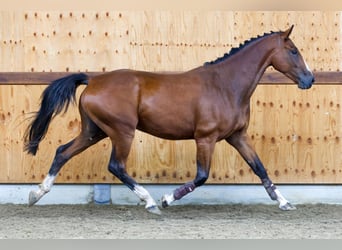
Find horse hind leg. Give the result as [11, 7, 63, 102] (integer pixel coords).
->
[28, 121, 106, 206]
[28, 140, 73, 206]
[28, 139, 75, 205]
[107, 136, 161, 215]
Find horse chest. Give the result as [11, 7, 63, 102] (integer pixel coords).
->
[213, 99, 249, 131]
[194, 105, 249, 141]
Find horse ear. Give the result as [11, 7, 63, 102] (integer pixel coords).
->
[282, 25, 294, 40]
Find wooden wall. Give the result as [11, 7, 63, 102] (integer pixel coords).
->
[0, 11, 341, 184]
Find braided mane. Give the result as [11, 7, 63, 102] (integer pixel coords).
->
[204, 31, 280, 65]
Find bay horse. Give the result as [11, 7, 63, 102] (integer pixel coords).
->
[25, 25, 314, 214]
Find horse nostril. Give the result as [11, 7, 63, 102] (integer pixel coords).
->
[311, 77, 315, 83]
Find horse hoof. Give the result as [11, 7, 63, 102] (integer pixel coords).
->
[28, 190, 41, 206]
[161, 194, 173, 208]
[161, 199, 169, 208]
[146, 205, 162, 215]
[279, 202, 296, 211]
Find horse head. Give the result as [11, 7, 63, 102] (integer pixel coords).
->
[270, 25, 315, 89]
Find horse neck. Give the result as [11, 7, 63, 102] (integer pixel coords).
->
[213, 36, 277, 104]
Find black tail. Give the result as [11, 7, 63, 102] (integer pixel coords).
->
[24, 73, 89, 155]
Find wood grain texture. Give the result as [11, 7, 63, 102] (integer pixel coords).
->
[0, 11, 341, 184]
[0, 71, 342, 85]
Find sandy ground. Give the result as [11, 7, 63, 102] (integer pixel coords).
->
[0, 204, 341, 239]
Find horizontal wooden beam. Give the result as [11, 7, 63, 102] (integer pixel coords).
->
[0, 72, 99, 85]
[0, 71, 341, 85]
[260, 71, 342, 85]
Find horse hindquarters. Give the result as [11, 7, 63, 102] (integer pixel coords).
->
[80, 85, 161, 214]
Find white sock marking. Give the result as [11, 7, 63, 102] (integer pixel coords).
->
[133, 185, 157, 208]
[274, 189, 289, 207]
[163, 193, 175, 206]
[39, 174, 56, 192]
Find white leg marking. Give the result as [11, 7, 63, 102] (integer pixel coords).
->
[274, 189, 289, 207]
[133, 185, 157, 208]
[39, 174, 56, 192]
[29, 174, 56, 206]
[274, 189, 296, 210]
[162, 193, 175, 207]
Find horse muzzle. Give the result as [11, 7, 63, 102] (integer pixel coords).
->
[298, 73, 315, 90]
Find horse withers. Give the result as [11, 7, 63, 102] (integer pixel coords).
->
[25, 25, 314, 214]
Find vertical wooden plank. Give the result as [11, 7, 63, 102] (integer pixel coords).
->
[249, 84, 341, 184]
[0, 11, 24, 71]
[0, 85, 43, 182]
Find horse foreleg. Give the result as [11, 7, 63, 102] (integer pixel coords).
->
[162, 140, 214, 208]
[226, 132, 296, 211]
[161, 164, 207, 207]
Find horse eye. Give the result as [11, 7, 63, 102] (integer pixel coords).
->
[290, 49, 298, 55]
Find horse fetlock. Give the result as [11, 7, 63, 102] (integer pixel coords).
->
[140, 194, 161, 215]
[173, 182, 196, 200]
[39, 183, 51, 193]
[132, 185, 159, 212]
[273, 189, 296, 211]
[262, 179, 278, 200]
[268, 189, 278, 201]
[144, 197, 159, 210]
